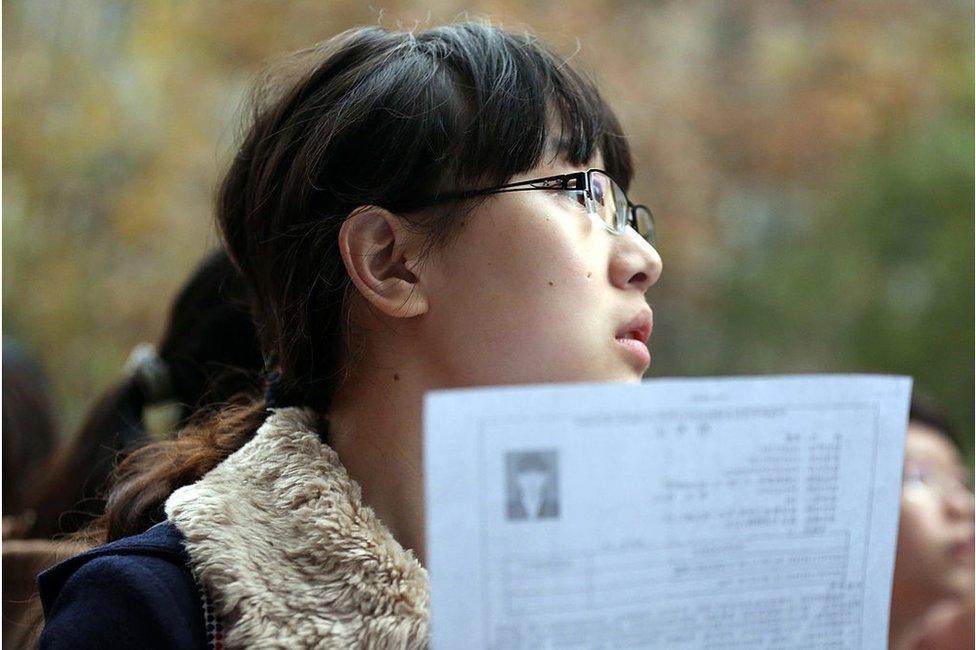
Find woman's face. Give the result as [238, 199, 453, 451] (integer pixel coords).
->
[892, 422, 974, 611]
[417, 154, 662, 388]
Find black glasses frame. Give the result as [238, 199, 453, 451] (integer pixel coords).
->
[394, 168, 656, 245]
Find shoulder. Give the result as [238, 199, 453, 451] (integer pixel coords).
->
[38, 521, 207, 650]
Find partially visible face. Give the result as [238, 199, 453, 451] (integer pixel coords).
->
[417, 154, 662, 388]
[892, 422, 975, 612]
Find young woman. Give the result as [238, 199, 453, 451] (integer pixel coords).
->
[36, 21, 662, 648]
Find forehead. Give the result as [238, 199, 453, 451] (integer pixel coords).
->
[906, 422, 963, 467]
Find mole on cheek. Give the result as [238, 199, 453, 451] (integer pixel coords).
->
[393, 373, 400, 381]
[586, 271, 592, 278]
[548, 281, 555, 287]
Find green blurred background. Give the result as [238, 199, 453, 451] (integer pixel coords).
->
[3, 1, 973, 458]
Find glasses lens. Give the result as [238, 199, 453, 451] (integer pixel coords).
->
[589, 171, 623, 233]
[589, 171, 654, 245]
[611, 178, 629, 234]
[633, 205, 655, 246]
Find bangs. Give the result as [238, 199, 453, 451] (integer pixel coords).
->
[287, 23, 633, 228]
[416, 23, 633, 193]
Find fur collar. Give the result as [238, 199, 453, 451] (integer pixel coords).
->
[164, 407, 429, 649]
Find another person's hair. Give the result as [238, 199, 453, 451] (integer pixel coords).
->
[909, 395, 963, 452]
[21, 249, 262, 540]
[2, 338, 58, 519]
[87, 21, 634, 545]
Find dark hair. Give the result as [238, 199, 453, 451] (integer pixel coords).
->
[2, 338, 58, 518]
[156, 249, 265, 417]
[82, 21, 632, 545]
[909, 395, 963, 453]
[20, 249, 262, 540]
[515, 453, 551, 474]
[222, 22, 632, 411]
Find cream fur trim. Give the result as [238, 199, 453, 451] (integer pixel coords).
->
[164, 407, 429, 649]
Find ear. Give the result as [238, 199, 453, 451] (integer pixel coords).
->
[339, 206, 429, 319]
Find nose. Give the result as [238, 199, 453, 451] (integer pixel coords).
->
[945, 482, 975, 521]
[609, 228, 663, 293]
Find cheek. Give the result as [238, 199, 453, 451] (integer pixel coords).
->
[423, 203, 612, 384]
[899, 500, 939, 556]
[896, 494, 951, 577]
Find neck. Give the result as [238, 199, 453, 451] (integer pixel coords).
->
[327, 345, 433, 566]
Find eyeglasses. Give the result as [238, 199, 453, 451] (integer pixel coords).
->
[904, 462, 974, 496]
[395, 168, 656, 247]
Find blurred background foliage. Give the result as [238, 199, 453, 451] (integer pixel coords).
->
[3, 0, 973, 458]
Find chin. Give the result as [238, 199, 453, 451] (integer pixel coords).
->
[588, 369, 644, 384]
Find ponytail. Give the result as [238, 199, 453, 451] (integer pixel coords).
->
[16, 389, 269, 646]
[100, 393, 269, 542]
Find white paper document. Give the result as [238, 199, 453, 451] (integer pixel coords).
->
[424, 375, 912, 649]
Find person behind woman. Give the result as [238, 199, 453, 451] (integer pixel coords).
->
[2, 337, 59, 534]
[36, 21, 661, 648]
[4, 250, 260, 648]
[889, 399, 974, 649]
[19, 249, 262, 540]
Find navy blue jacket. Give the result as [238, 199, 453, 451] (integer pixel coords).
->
[37, 521, 208, 649]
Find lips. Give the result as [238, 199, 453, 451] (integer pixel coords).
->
[614, 308, 653, 369]
[615, 309, 653, 345]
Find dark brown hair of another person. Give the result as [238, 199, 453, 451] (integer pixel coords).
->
[2, 339, 59, 519]
[909, 395, 964, 453]
[19, 249, 262, 540]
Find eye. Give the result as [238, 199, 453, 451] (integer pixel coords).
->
[551, 189, 587, 210]
[591, 177, 606, 206]
[904, 467, 929, 486]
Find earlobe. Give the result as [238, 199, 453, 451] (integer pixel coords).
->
[339, 206, 429, 319]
